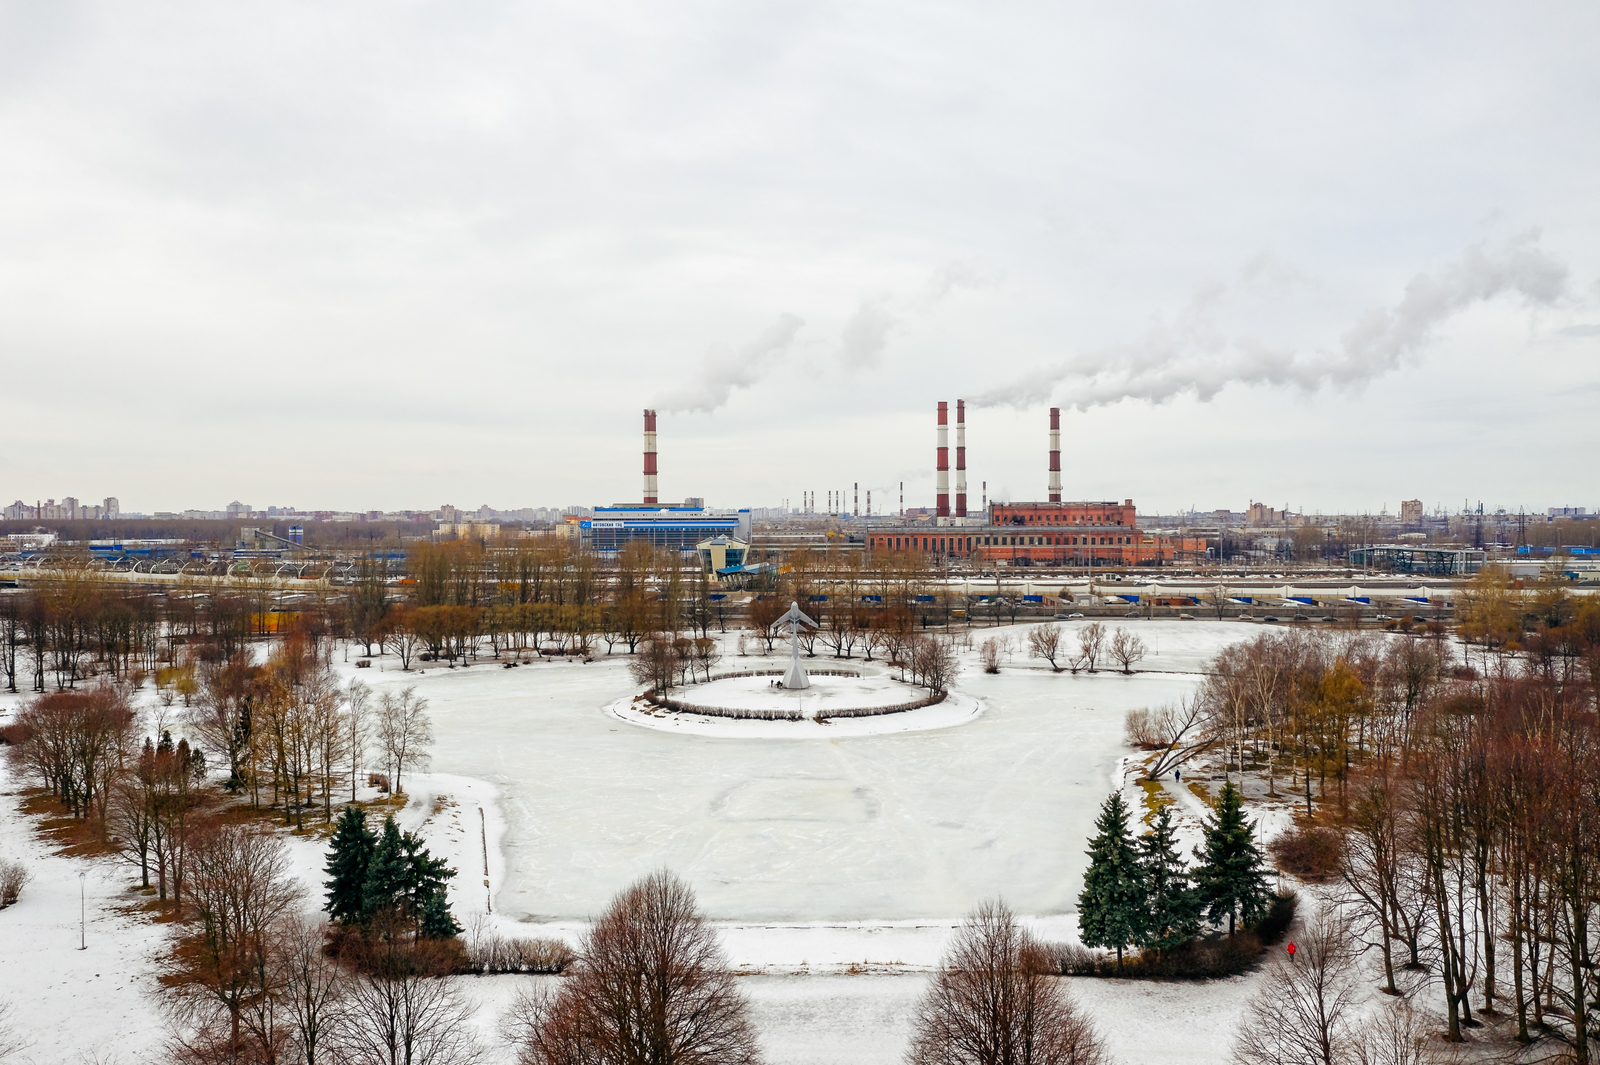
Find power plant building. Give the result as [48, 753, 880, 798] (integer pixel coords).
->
[865, 404, 1204, 566]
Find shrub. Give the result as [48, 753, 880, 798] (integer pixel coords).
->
[1050, 892, 1297, 981]
[1270, 826, 1343, 881]
[0, 860, 30, 908]
[464, 933, 576, 974]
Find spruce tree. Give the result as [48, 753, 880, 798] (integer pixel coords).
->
[359, 813, 462, 940]
[418, 887, 463, 939]
[1194, 781, 1270, 935]
[1078, 791, 1143, 967]
[324, 806, 376, 924]
[400, 831, 457, 921]
[362, 814, 412, 925]
[1137, 805, 1200, 954]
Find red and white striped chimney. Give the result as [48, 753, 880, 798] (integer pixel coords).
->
[1048, 407, 1062, 503]
[643, 409, 659, 505]
[936, 401, 950, 518]
[955, 399, 967, 518]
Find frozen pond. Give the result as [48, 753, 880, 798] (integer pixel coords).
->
[343, 619, 1248, 923]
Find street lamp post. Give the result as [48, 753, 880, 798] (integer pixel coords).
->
[78, 871, 87, 950]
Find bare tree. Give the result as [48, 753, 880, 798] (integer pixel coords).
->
[1077, 623, 1106, 673]
[0, 1001, 29, 1062]
[342, 941, 483, 1065]
[375, 686, 432, 796]
[1353, 999, 1463, 1065]
[280, 916, 346, 1065]
[907, 899, 1106, 1065]
[912, 636, 959, 695]
[169, 823, 303, 1062]
[345, 679, 372, 804]
[628, 635, 681, 695]
[1027, 624, 1065, 671]
[517, 869, 760, 1065]
[1231, 910, 1360, 1065]
[1108, 628, 1147, 674]
[981, 637, 1003, 674]
[1125, 696, 1220, 781]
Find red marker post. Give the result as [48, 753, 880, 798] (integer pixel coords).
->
[1286, 941, 1296, 962]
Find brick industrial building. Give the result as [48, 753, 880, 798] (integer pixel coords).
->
[865, 406, 1205, 566]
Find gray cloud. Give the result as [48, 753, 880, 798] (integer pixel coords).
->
[657, 313, 805, 413]
[971, 232, 1568, 410]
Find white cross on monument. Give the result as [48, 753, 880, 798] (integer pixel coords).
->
[777, 600, 818, 690]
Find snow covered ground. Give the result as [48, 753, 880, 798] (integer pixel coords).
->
[0, 619, 1360, 1064]
[340, 621, 1233, 924]
[0, 764, 172, 1064]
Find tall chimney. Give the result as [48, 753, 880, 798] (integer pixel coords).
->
[936, 401, 950, 518]
[643, 409, 659, 505]
[853, 482, 859, 518]
[899, 481, 904, 518]
[1048, 407, 1062, 503]
[955, 399, 967, 518]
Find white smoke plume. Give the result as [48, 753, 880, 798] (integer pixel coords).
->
[971, 232, 1567, 410]
[657, 313, 806, 413]
[838, 297, 895, 368]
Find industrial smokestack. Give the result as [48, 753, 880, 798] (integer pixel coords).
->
[955, 399, 967, 518]
[643, 409, 659, 505]
[853, 483, 859, 518]
[1048, 407, 1061, 503]
[936, 401, 950, 518]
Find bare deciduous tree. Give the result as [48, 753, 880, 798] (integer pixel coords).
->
[1108, 628, 1147, 674]
[517, 869, 760, 1065]
[169, 823, 303, 1063]
[1352, 999, 1463, 1065]
[908, 899, 1106, 1065]
[1027, 624, 1064, 671]
[0, 1000, 29, 1062]
[1231, 910, 1359, 1065]
[1125, 696, 1220, 781]
[341, 943, 482, 1065]
[345, 679, 372, 804]
[280, 916, 346, 1065]
[1077, 623, 1106, 674]
[911, 636, 959, 695]
[375, 686, 432, 796]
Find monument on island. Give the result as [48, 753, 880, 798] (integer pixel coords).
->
[777, 601, 818, 690]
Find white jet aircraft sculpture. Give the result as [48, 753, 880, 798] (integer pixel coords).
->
[777, 600, 819, 690]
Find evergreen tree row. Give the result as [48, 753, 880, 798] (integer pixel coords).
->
[1077, 781, 1270, 965]
[324, 805, 462, 939]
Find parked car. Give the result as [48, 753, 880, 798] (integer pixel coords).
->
[1178, 613, 1195, 620]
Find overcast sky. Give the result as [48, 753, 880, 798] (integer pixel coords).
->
[3, 2, 1597, 517]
